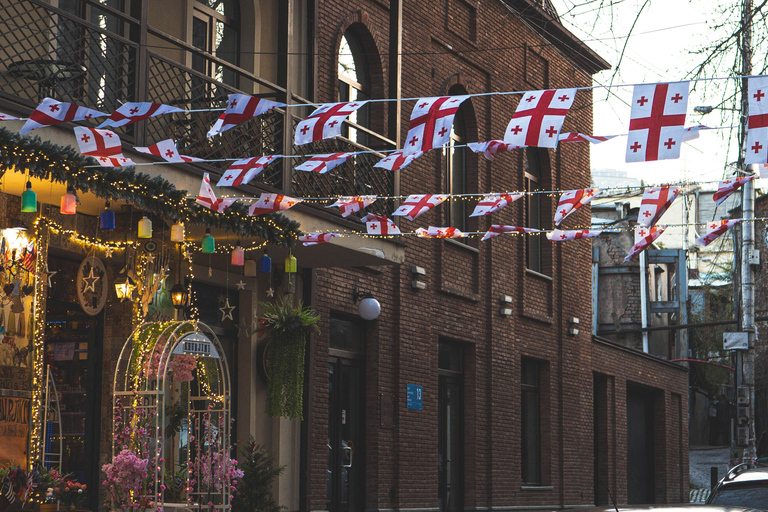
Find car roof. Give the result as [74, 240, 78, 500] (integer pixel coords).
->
[563, 506, 767, 512]
[719, 465, 768, 485]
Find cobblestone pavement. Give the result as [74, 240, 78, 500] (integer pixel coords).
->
[689, 445, 732, 502]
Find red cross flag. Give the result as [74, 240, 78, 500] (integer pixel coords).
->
[20, 98, 106, 134]
[695, 219, 741, 247]
[248, 193, 301, 216]
[682, 125, 713, 142]
[470, 193, 523, 217]
[216, 155, 281, 187]
[626, 82, 689, 162]
[546, 229, 603, 241]
[208, 94, 284, 136]
[554, 188, 600, 225]
[374, 150, 424, 171]
[0, 112, 18, 121]
[403, 96, 470, 156]
[74, 127, 134, 167]
[625, 225, 666, 262]
[97, 102, 184, 129]
[134, 139, 203, 163]
[467, 140, 523, 161]
[326, 196, 377, 217]
[481, 225, 541, 241]
[392, 194, 448, 221]
[299, 232, 341, 246]
[416, 227, 466, 239]
[295, 101, 369, 145]
[745, 76, 768, 164]
[713, 176, 755, 205]
[362, 214, 401, 235]
[504, 88, 576, 148]
[294, 152, 358, 174]
[196, 173, 236, 213]
[558, 132, 617, 144]
[637, 186, 680, 227]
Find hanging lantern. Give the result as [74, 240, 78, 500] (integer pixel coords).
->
[231, 241, 245, 266]
[60, 187, 77, 215]
[170, 222, 185, 243]
[170, 283, 187, 310]
[114, 275, 135, 302]
[201, 228, 215, 254]
[137, 216, 152, 238]
[243, 259, 257, 277]
[21, 181, 37, 213]
[284, 251, 297, 273]
[258, 250, 272, 274]
[100, 201, 115, 230]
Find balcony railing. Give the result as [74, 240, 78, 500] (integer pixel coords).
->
[0, 0, 397, 218]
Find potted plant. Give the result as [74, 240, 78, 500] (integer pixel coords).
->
[231, 439, 284, 512]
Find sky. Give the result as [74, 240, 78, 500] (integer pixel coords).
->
[550, 0, 742, 188]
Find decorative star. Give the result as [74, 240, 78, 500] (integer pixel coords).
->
[219, 298, 235, 321]
[208, 267, 213, 277]
[106, 247, 114, 258]
[236, 280, 246, 290]
[146, 253, 155, 263]
[82, 267, 100, 293]
[42, 264, 57, 288]
[218, 294, 227, 304]
[266, 287, 275, 298]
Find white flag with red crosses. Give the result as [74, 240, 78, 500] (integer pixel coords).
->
[626, 82, 689, 162]
[554, 188, 600, 225]
[20, 98, 106, 134]
[467, 140, 522, 161]
[326, 196, 377, 217]
[637, 186, 680, 227]
[682, 125, 713, 142]
[695, 219, 741, 247]
[392, 194, 448, 221]
[299, 232, 341, 246]
[362, 215, 401, 235]
[206, 113, 225, 138]
[294, 152, 358, 174]
[625, 225, 666, 261]
[97, 102, 184, 128]
[470, 193, 523, 217]
[207, 94, 284, 136]
[416, 227, 466, 239]
[74, 127, 134, 167]
[547, 229, 603, 241]
[0, 112, 19, 121]
[481, 225, 541, 241]
[504, 88, 576, 148]
[295, 101, 369, 145]
[746, 76, 768, 164]
[713, 176, 755, 205]
[196, 173, 236, 213]
[248, 193, 301, 216]
[403, 96, 470, 156]
[558, 132, 617, 144]
[216, 155, 281, 187]
[374, 150, 424, 171]
[134, 139, 203, 163]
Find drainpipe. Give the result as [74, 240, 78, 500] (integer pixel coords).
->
[640, 250, 649, 353]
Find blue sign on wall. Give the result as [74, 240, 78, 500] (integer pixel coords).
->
[407, 384, 423, 410]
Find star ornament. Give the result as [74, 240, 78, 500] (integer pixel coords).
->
[82, 267, 100, 293]
[42, 264, 58, 288]
[236, 280, 246, 290]
[266, 287, 275, 298]
[219, 298, 236, 321]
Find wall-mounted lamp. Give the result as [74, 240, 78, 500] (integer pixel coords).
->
[411, 265, 426, 290]
[568, 317, 580, 336]
[353, 288, 381, 320]
[499, 295, 513, 316]
[170, 283, 187, 310]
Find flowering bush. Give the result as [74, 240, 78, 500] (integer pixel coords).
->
[144, 343, 197, 382]
[190, 410, 243, 503]
[54, 479, 87, 509]
[102, 449, 149, 511]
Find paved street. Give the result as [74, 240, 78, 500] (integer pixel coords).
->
[689, 445, 732, 502]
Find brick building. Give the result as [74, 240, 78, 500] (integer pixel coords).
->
[0, 0, 688, 511]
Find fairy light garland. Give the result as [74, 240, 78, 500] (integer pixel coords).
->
[29, 223, 49, 464]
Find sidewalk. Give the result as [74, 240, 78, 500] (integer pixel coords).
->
[689, 445, 731, 502]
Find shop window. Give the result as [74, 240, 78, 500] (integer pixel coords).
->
[338, 30, 371, 145]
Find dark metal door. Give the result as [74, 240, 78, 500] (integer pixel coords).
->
[438, 374, 463, 512]
[627, 387, 655, 504]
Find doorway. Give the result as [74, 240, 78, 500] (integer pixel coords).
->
[627, 384, 656, 503]
[438, 341, 464, 512]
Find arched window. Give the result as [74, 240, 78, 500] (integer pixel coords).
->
[338, 31, 370, 145]
[444, 105, 467, 231]
[192, 0, 239, 87]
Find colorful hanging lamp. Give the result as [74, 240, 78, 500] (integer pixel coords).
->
[114, 275, 135, 302]
[100, 201, 115, 230]
[170, 222, 185, 243]
[21, 181, 37, 213]
[201, 228, 215, 254]
[137, 216, 152, 238]
[60, 186, 77, 215]
[258, 250, 272, 273]
[170, 283, 187, 310]
[243, 259, 257, 277]
[284, 250, 297, 273]
[231, 241, 245, 266]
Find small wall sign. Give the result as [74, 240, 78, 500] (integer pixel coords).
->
[406, 384, 422, 410]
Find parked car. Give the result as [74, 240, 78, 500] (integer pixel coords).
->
[707, 463, 768, 509]
[562, 506, 766, 512]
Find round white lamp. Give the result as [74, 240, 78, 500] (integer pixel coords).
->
[357, 292, 381, 321]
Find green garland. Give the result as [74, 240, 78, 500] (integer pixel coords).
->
[0, 127, 301, 246]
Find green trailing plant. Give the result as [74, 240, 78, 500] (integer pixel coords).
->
[231, 439, 285, 512]
[258, 299, 320, 419]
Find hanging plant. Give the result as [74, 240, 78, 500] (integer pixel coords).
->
[258, 299, 319, 419]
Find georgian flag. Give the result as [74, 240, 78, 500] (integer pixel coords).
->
[97, 102, 184, 128]
[470, 193, 523, 217]
[504, 88, 576, 148]
[713, 176, 755, 205]
[625, 225, 666, 262]
[558, 132, 617, 144]
[467, 141, 522, 161]
[695, 219, 741, 247]
[546, 229, 603, 241]
[626, 81, 689, 162]
[682, 125, 713, 142]
[481, 225, 541, 241]
[294, 152, 358, 174]
[248, 193, 301, 216]
[374, 150, 424, 171]
[326, 196, 376, 217]
[554, 188, 600, 225]
[638, 186, 680, 227]
[299, 232, 340, 246]
[74, 127, 134, 167]
[208, 94, 284, 136]
[295, 101, 369, 145]
[746, 76, 768, 164]
[392, 194, 448, 221]
[362, 214, 401, 235]
[216, 155, 281, 187]
[134, 139, 203, 163]
[0, 112, 19, 121]
[403, 96, 470, 156]
[196, 173, 236, 213]
[206, 113, 226, 137]
[20, 98, 106, 134]
[416, 227, 466, 239]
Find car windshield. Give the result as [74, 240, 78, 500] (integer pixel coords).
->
[710, 484, 768, 509]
